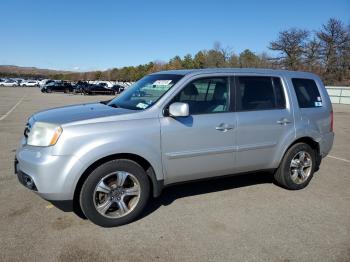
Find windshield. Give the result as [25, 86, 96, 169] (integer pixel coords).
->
[108, 74, 183, 110]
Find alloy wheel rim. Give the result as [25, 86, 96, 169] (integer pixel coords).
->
[93, 171, 141, 218]
[290, 151, 312, 184]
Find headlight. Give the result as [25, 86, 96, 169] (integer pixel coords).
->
[27, 122, 63, 147]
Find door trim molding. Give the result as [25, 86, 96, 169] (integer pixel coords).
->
[165, 141, 276, 160]
[165, 146, 236, 159]
[236, 141, 277, 152]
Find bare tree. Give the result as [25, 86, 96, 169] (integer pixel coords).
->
[258, 52, 274, 68]
[214, 41, 233, 65]
[304, 37, 321, 71]
[317, 18, 350, 76]
[269, 28, 309, 70]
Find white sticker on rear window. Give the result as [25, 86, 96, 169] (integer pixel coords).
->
[153, 80, 172, 86]
[136, 102, 148, 109]
[314, 102, 322, 107]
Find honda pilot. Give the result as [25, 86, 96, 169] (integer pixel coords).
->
[15, 69, 334, 227]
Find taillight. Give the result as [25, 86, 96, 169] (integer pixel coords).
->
[330, 110, 334, 132]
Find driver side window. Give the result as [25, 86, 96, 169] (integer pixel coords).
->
[173, 77, 229, 115]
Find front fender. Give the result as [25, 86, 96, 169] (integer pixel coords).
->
[51, 118, 163, 196]
[73, 137, 164, 181]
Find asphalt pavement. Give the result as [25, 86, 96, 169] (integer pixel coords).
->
[0, 87, 349, 262]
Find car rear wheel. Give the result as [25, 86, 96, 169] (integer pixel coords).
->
[274, 143, 316, 190]
[80, 159, 150, 227]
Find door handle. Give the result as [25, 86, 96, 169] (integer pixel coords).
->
[277, 118, 291, 125]
[216, 123, 234, 132]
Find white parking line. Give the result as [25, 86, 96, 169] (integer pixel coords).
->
[327, 155, 350, 164]
[0, 96, 25, 121]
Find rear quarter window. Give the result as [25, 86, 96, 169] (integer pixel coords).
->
[292, 78, 322, 108]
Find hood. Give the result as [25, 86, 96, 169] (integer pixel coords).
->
[31, 102, 135, 125]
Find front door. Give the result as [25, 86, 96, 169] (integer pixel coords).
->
[160, 77, 237, 184]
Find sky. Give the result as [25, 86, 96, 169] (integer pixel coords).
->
[1, 0, 349, 71]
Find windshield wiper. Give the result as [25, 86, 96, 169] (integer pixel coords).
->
[108, 103, 120, 108]
[99, 100, 112, 105]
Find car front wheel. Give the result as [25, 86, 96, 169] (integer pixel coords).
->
[80, 159, 150, 227]
[274, 143, 316, 190]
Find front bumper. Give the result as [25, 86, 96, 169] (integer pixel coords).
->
[15, 146, 84, 201]
[15, 160, 38, 191]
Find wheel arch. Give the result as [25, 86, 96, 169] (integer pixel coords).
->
[280, 136, 321, 170]
[73, 153, 163, 213]
[289, 137, 320, 152]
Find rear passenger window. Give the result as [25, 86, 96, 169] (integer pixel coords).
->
[236, 76, 285, 111]
[292, 78, 322, 108]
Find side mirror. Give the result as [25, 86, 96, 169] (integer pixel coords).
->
[168, 102, 189, 117]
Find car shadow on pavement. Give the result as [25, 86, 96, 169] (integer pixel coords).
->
[50, 171, 274, 221]
[139, 171, 274, 220]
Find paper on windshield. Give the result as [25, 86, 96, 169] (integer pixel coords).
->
[136, 102, 148, 109]
[152, 80, 172, 86]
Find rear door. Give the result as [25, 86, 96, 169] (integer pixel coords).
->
[160, 76, 237, 184]
[234, 75, 295, 172]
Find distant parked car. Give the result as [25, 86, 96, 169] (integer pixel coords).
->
[15, 79, 24, 86]
[83, 84, 116, 95]
[73, 81, 89, 94]
[93, 81, 113, 88]
[21, 80, 39, 87]
[41, 82, 73, 93]
[39, 79, 55, 87]
[111, 84, 125, 94]
[0, 79, 18, 87]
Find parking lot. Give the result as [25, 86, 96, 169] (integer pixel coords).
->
[0, 87, 349, 262]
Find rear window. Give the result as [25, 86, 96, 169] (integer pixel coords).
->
[292, 78, 322, 108]
[236, 76, 286, 111]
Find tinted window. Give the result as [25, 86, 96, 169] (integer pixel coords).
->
[236, 76, 285, 111]
[292, 78, 322, 108]
[172, 77, 229, 114]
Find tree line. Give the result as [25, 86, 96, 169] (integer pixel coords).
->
[2, 18, 349, 85]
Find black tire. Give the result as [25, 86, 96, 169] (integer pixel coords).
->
[80, 159, 150, 227]
[274, 143, 316, 190]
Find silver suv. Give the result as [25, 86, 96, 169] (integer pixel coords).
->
[15, 69, 334, 227]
